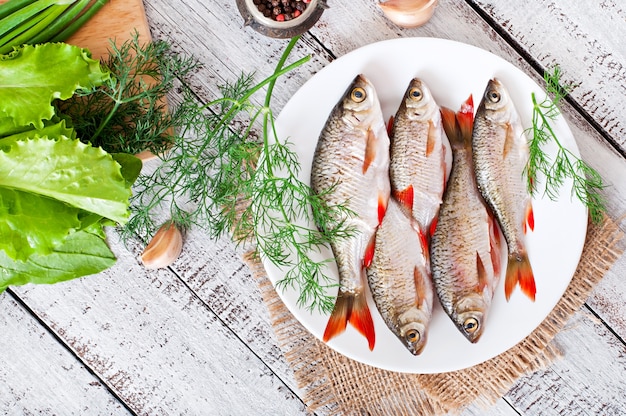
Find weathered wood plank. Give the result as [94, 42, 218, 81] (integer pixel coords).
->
[505, 308, 626, 415]
[0, 294, 128, 415]
[9, 231, 307, 415]
[470, 0, 626, 152]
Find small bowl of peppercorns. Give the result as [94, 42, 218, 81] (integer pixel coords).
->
[236, 0, 328, 38]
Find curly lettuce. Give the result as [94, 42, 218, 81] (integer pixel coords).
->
[0, 42, 139, 293]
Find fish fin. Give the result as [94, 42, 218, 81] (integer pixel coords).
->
[418, 226, 430, 264]
[393, 185, 414, 213]
[489, 215, 502, 277]
[323, 294, 350, 343]
[363, 128, 377, 174]
[457, 95, 474, 141]
[503, 123, 515, 160]
[387, 115, 394, 137]
[378, 193, 388, 225]
[413, 266, 427, 306]
[350, 290, 376, 350]
[525, 201, 535, 233]
[426, 120, 436, 156]
[476, 252, 488, 292]
[504, 252, 536, 301]
[441, 95, 474, 147]
[440, 107, 460, 145]
[429, 215, 438, 238]
[363, 233, 377, 269]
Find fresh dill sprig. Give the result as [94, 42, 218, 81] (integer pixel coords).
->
[525, 65, 607, 224]
[124, 36, 353, 313]
[58, 31, 200, 156]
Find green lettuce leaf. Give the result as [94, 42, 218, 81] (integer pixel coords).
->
[0, 119, 76, 146]
[0, 43, 109, 129]
[0, 228, 116, 294]
[0, 135, 132, 223]
[0, 187, 81, 261]
[111, 152, 143, 186]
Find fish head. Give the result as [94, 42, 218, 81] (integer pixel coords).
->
[400, 78, 438, 122]
[339, 74, 381, 129]
[480, 78, 515, 124]
[396, 307, 430, 355]
[452, 293, 487, 343]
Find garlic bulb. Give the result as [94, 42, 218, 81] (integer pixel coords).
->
[378, 0, 438, 28]
[141, 222, 183, 269]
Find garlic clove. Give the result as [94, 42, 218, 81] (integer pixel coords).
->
[378, 0, 439, 29]
[141, 222, 183, 269]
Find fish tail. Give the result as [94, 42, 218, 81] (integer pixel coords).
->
[457, 94, 474, 140]
[323, 292, 376, 350]
[504, 252, 536, 301]
[441, 95, 474, 147]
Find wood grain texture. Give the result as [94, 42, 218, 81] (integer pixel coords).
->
[9, 232, 307, 415]
[0, 0, 625, 415]
[0, 295, 128, 415]
[470, 0, 626, 152]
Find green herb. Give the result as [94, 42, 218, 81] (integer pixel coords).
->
[525, 65, 606, 224]
[125, 36, 351, 313]
[0, 0, 108, 55]
[58, 32, 200, 156]
[0, 42, 137, 293]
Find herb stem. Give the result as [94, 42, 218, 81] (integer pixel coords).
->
[526, 66, 607, 224]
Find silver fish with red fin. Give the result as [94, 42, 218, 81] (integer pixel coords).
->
[431, 96, 503, 343]
[311, 74, 391, 351]
[366, 198, 433, 355]
[472, 78, 536, 301]
[389, 78, 447, 245]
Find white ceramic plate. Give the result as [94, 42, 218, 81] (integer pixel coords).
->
[267, 37, 588, 373]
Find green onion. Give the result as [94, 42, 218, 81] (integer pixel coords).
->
[29, 0, 89, 43]
[0, 0, 36, 21]
[0, 0, 109, 54]
[51, 0, 108, 42]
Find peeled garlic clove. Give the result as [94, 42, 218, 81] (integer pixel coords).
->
[141, 222, 183, 269]
[378, 0, 438, 28]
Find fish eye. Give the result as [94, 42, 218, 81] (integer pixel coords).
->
[405, 329, 421, 344]
[487, 90, 500, 103]
[351, 87, 366, 103]
[408, 87, 423, 101]
[463, 317, 479, 334]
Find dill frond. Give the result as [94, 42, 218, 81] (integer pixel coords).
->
[525, 65, 606, 224]
[120, 36, 349, 314]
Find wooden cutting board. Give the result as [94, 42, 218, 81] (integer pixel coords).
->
[0, 0, 152, 59]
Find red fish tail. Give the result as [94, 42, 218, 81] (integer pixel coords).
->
[350, 292, 376, 350]
[504, 252, 536, 301]
[323, 295, 349, 343]
[441, 95, 474, 146]
[323, 292, 375, 350]
[457, 94, 474, 140]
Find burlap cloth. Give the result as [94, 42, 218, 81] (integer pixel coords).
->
[244, 215, 624, 415]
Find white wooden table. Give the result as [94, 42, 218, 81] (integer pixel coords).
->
[2, 1, 626, 415]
